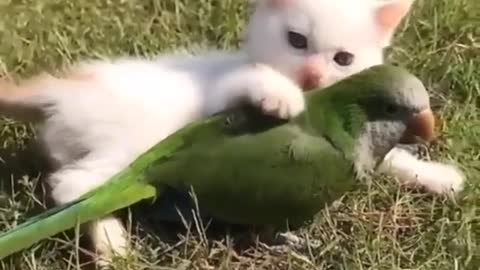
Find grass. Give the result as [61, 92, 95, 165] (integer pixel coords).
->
[0, 0, 478, 269]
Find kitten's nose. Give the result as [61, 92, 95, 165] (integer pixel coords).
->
[300, 69, 322, 91]
[297, 55, 325, 91]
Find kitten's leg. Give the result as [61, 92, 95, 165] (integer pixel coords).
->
[88, 216, 128, 266]
[48, 154, 131, 265]
[207, 64, 305, 119]
[379, 147, 465, 196]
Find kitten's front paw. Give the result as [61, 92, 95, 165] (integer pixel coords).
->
[381, 148, 465, 197]
[249, 65, 305, 119]
[416, 162, 465, 195]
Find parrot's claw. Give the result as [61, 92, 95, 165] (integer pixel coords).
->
[274, 232, 322, 250]
[256, 232, 321, 255]
[276, 232, 303, 246]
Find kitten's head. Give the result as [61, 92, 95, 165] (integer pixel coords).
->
[244, 0, 414, 90]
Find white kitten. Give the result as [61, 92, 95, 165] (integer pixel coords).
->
[0, 0, 463, 264]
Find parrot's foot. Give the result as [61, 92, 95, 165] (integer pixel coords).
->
[248, 227, 321, 252]
[254, 232, 321, 255]
[276, 232, 303, 246]
[274, 232, 322, 250]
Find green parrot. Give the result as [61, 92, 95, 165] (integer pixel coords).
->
[0, 64, 435, 258]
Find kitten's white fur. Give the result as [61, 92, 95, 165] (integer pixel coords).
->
[380, 148, 464, 195]
[0, 0, 464, 264]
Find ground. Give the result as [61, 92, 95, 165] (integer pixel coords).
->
[0, 0, 478, 269]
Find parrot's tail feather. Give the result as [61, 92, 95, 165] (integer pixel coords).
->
[0, 181, 156, 259]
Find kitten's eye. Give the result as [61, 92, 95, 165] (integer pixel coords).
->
[333, 51, 354, 66]
[287, 31, 308, 50]
[385, 103, 399, 115]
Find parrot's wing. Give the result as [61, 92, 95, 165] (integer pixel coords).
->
[0, 105, 287, 258]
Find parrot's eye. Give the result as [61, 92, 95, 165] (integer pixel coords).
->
[385, 103, 400, 115]
[287, 31, 308, 50]
[333, 51, 354, 66]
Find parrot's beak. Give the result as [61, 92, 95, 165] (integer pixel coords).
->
[400, 108, 436, 144]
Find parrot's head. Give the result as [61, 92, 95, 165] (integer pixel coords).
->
[304, 64, 435, 175]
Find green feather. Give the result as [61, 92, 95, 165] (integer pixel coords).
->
[0, 64, 431, 258]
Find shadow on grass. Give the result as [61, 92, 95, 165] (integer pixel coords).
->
[0, 125, 52, 211]
[0, 122, 97, 269]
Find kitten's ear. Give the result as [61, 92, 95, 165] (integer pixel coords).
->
[374, 0, 414, 45]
